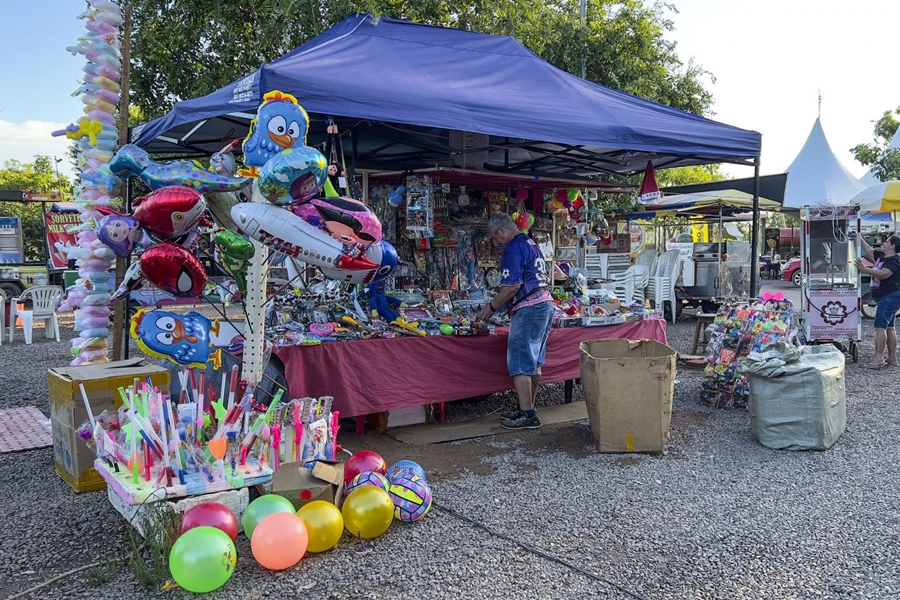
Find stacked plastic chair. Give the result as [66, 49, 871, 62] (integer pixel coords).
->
[646, 250, 682, 323]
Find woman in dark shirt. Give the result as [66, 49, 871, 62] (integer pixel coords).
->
[856, 235, 900, 368]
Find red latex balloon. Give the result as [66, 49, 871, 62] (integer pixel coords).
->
[344, 450, 388, 485]
[140, 242, 207, 297]
[181, 502, 239, 542]
[133, 186, 206, 240]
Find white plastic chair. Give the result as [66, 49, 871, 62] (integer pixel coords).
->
[635, 248, 658, 275]
[611, 269, 634, 306]
[9, 285, 63, 344]
[630, 264, 651, 304]
[646, 250, 681, 323]
[0, 287, 6, 347]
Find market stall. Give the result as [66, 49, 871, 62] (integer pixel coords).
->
[274, 319, 666, 419]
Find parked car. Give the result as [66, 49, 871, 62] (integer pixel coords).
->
[782, 258, 801, 287]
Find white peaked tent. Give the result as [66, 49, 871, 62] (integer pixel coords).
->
[859, 127, 900, 186]
[782, 118, 866, 209]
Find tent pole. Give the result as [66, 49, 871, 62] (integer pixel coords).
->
[749, 157, 761, 298]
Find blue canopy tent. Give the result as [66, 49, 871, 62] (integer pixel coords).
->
[132, 13, 766, 288]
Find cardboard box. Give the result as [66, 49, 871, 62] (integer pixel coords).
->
[264, 460, 345, 510]
[579, 339, 676, 453]
[48, 358, 171, 492]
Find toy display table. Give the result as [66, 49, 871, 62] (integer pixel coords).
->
[274, 319, 668, 420]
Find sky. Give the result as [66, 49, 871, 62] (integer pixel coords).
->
[2, 0, 899, 185]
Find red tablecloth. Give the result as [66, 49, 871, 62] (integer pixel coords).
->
[273, 319, 667, 417]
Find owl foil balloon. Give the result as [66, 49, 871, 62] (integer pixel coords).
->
[130, 309, 219, 369]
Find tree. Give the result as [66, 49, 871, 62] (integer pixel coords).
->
[128, 0, 713, 120]
[0, 157, 74, 261]
[851, 107, 900, 182]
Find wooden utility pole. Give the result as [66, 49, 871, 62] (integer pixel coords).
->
[111, 5, 132, 361]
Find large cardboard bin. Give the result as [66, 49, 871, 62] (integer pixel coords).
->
[579, 339, 676, 453]
[48, 358, 170, 492]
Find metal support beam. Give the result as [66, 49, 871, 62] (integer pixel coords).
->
[749, 157, 761, 299]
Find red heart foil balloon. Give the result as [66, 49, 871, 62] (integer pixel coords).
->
[140, 242, 207, 297]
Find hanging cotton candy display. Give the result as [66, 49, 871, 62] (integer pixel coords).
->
[52, 0, 124, 365]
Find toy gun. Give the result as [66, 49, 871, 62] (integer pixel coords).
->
[390, 316, 427, 337]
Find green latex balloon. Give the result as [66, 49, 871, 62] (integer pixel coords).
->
[242, 495, 296, 539]
[439, 324, 454, 335]
[169, 526, 236, 593]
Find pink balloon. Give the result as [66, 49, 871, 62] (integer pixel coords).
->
[182, 503, 239, 542]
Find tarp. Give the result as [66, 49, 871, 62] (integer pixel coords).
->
[131, 13, 761, 177]
[624, 189, 781, 219]
[782, 118, 866, 209]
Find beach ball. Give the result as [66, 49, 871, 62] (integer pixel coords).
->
[346, 471, 391, 496]
[388, 476, 433, 522]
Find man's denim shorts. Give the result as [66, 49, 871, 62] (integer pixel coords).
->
[874, 290, 900, 329]
[507, 301, 554, 376]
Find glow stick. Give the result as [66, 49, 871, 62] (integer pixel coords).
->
[78, 382, 96, 431]
[158, 394, 172, 487]
[226, 365, 238, 411]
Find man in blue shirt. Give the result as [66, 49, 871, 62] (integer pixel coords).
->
[480, 213, 554, 429]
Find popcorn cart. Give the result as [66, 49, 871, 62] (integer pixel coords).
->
[799, 205, 862, 363]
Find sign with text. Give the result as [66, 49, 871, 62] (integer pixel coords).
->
[44, 211, 81, 269]
[807, 288, 859, 341]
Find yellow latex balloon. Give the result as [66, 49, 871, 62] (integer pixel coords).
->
[297, 501, 344, 552]
[341, 487, 394, 540]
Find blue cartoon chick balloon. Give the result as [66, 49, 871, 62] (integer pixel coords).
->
[243, 90, 311, 167]
[130, 309, 218, 369]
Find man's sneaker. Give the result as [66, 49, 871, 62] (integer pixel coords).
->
[500, 412, 542, 430]
[500, 408, 524, 420]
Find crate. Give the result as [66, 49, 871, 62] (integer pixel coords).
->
[47, 359, 170, 492]
[579, 339, 676, 453]
[107, 485, 250, 538]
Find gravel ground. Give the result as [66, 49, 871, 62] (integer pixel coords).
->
[2, 288, 900, 600]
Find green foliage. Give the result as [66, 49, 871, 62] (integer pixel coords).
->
[851, 107, 900, 182]
[127, 502, 182, 589]
[87, 556, 123, 587]
[0, 157, 74, 262]
[128, 0, 714, 121]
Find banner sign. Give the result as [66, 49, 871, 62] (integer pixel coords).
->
[44, 211, 81, 269]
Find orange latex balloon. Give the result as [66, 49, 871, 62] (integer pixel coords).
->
[251, 512, 309, 570]
[208, 438, 227, 461]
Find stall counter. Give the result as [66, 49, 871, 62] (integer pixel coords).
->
[273, 319, 667, 420]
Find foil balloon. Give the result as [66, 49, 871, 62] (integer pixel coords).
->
[110, 144, 251, 193]
[318, 239, 399, 285]
[298, 196, 382, 247]
[96, 213, 146, 258]
[215, 229, 254, 297]
[258, 145, 328, 205]
[231, 201, 377, 273]
[130, 308, 217, 369]
[139, 242, 207, 297]
[132, 186, 206, 240]
[242, 90, 311, 167]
